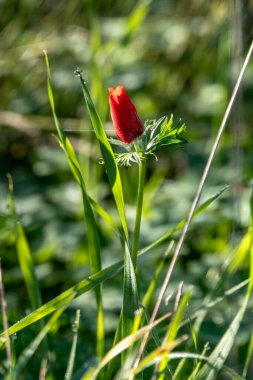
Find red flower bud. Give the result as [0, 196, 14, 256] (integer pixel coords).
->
[109, 86, 144, 144]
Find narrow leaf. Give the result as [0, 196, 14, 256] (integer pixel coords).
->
[132, 336, 187, 376]
[1, 186, 227, 341]
[156, 289, 192, 380]
[44, 51, 104, 357]
[0, 261, 122, 344]
[8, 176, 41, 310]
[141, 185, 228, 254]
[81, 313, 171, 380]
[195, 292, 250, 380]
[15, 308, 64, 375]
[65, 309, 81, 380]
[76, 70, 128, 241]
[122, 242, 139, 341]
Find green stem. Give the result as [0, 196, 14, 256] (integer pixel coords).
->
[132, 158, 146, 269]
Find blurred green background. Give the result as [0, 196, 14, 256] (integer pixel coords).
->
[1, 0, 253, 378]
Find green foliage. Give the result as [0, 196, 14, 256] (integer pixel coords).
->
[111, 116, 187, 167]
[1, 1, 253, 379]
[76, 69, 129, 241]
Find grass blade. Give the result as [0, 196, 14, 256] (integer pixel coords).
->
[44, 51, 104, 358]
[65, 309, 81, 380]
[195, 292, 250, 380]
[0, 260, 13, 376]
[81, 313, 171, 380]
[228, 232, 251, 273]
[132, 242, 174, 335]
[122, 242, 139, 359]
[15, 308, 65, 375]
[0, 186, 225, 342]
[0, 261, 122, 345]
[155, 289, 192, 380]
[8, 175, 41, 310]
[76, 70, 128, 241]
[140, 185, 228, 254]
[132, 336, 187, 377]
[243, 333, 253, 378]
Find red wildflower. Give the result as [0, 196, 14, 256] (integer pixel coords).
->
[109, 86, 144, 144]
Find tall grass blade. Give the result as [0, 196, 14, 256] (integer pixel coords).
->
[228, 232, 251, 273]
[125, 0, 152, 38]
[0, 187, 225, 342]
[134, 41, 253, 373]
[187, 344, 209, 380]
[76, 70, 128, 241]
[8, 176, 41, 310]
[122, 242, 139, 355]
[195, 292, 250, 380]
[0, 260, 13, 377]
[132, 242, 174, 335]
[132, 336, 187, 377]
[81, 313, 171, 380]
[243, 333, 253, 378]
[65, 309, 81, 380]
[140, 185, 228, 254]
[0, 261, 122, 345]
[44, 51, 104, 358]
[15, 308, 65, 375]
[155, 289, 192, 380]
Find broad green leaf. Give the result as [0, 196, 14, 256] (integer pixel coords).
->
[140, 185, 229, 254]
[76, 70, 128, 241]
[195, 292, 250, 380]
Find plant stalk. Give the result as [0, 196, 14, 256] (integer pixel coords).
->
[132, 158, 146, 269]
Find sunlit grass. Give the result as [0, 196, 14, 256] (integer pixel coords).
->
[1, 1, 253, 379]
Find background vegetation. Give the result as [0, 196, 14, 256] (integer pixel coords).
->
[1, 0, 253, 379]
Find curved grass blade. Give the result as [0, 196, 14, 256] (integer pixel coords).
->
[155, 289, 192, 380]
[0, 185, 226, 343]
[187, 343, 209, 380]
[140, 185, 229, 255]
[65, 309, 81, 380]
[195, 291, 250, 380]
[44, 51, 104, 358]
[131, 336, 188, 377]
[166, 353, 245, 380]
[76, 70, 128, 241]
[0, 261, 122, 346]
[81, 313, 171, 380]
